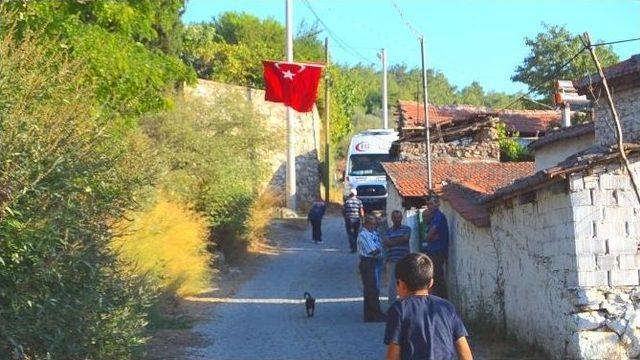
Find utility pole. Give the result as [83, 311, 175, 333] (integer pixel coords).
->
[285, 0, 296, 210]
[380, 48, 389, 129]
[420, 36, 432, 190]
[582, 32, 640, 205]
[324, 37, 331, 203]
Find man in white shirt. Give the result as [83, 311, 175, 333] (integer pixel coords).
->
[357, 215, 386, 322]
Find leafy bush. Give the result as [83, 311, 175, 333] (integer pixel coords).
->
[140, 94, 280, 261]
[0, 29, 157, 358]
[496, 122, 531, 162]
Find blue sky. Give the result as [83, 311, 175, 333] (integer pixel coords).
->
[183, 0, 640, 94]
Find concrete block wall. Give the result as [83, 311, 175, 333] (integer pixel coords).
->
[565, 159, 640, 359]
[441, 202, 502, 328]
[594, 86, 640, 147]
[187, 80, 321, 207]
[490, 185, 577, 357]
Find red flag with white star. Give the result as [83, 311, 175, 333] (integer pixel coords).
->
[263, 60, 324, 112]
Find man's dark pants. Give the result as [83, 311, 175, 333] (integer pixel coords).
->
[310, 219, 322, 242]
[429, 252, 448, 299]
[359, 256, 384, 321]
[345, 217, 360, 251]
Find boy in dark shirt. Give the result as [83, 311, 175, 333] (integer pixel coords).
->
[384, 253, 473, 360]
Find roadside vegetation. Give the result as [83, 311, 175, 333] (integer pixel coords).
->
[0, 1, 621, 358]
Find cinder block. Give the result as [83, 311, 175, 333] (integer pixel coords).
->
[571, 190, 592, 206]
[597, 220, 625, 238]
[607, 237, 637, 254]
[596, 254, 618, 271]
[578, 254, 597, 271]
[618, 254, 640, 270]
[592, 190, 615, 206]
[577, 270, 609, 287]
[609, 269, 639, 286]
[575, 237, 607, 255]
[600, 174, 630, 190]
[572, 206, 602, 223]
[570, 176, 585, 191]
[583, 175, 600, 190]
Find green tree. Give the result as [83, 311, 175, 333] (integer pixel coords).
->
[182, 12, 324, 87]
[512, 24, 619, 100]
[4, 1, 194, 119]
[458, 81, 486, 106]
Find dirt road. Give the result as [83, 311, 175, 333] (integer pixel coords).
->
[171, 214, 541, 359]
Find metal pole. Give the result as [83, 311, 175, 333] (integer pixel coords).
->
[324, 37, 331, 203]
[381, 48, 389, 129]
[420, 36, 432, 190]
[285, 0, 296, 210]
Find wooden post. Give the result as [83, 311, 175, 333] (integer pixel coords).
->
[582, 32, 640, 205]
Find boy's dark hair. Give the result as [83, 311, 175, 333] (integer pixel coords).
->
[395, 253, 433, 291]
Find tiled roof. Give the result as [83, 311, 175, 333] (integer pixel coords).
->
[396, 100, 561, 136]
[574, 54, 640, 94]
[484, 144, 640, 205]
[528, 122, 595, 150]
[382, 160, 535, 226]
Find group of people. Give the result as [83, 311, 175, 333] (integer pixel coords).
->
[307, 190, 473, 360]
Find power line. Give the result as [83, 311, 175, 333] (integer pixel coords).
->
[301, 0, 375, 65]
[499, 46, 587, 111]
[390, 0, 422, 40]
[592, 37, 640, 47]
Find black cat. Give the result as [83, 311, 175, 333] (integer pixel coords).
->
[304, 292, 315, 317]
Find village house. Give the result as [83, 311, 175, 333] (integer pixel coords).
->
[383, 55, 640, 359]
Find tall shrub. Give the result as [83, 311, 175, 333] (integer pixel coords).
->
[0, 29, 156, 359]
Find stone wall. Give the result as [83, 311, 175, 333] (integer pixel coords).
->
[185, 79, 321, 207]
[398, 141, 500, 162]
[490, 183, 577, 357]
[440, 202, 502, 328]
[594, 86, 640, 146]
[563, 158, 640, 359]
[535, 132, 595, 171]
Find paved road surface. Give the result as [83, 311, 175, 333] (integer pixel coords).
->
[181, 215, 540, 359]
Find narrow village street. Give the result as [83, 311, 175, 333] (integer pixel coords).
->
[173, 214, 542, 359]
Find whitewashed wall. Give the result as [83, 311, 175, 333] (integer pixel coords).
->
[490, 184, 577, 357]
[535, 133, 595, 171]
[439, 202, 501, 328]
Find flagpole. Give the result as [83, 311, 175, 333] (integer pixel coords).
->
[285, 0, 296, 210]
[381, 48, 388, 129]
[324, 37, 331, 203]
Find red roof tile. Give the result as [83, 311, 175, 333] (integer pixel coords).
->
[382, 160, 535, 226]
[396, 100, 561, 136]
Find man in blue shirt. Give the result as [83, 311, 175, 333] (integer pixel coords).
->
[421, 193, 449, 299]
[384, 253, 472, 360]
[383, 210, 411, 305]
[307, 197, 327, 243]
[357, 215, 386, 322]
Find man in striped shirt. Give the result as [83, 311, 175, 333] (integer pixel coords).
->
[357, 215, 386, 322]
[343, 189, 364, 253]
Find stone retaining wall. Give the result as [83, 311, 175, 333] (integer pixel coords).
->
[186, 79, 321, 207]
[594, 87, 640, 147]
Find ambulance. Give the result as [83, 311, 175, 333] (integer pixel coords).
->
[344, 129, 399, 211]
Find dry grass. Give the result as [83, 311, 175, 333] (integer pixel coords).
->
[113, 195, 212, 297]
[245, 188, 281, 255]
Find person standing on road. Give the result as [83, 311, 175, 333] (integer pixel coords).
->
[307, 196, 327, 243]
[357, 215, 386, 322]
[383, 210, 411, 305]
[343, 189, 364, 253]
[420, 193, 449, 299]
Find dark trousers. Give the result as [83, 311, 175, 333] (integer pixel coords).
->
[310, 219, 322, 242]
[345, 218, 360, 251]
[429, 252, 448, 299]
[359, 256, 383, 321]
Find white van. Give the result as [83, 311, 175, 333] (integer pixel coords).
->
[344, 129, 399, 211]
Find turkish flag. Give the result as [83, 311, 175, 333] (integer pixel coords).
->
[263, 60, 324, 112]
